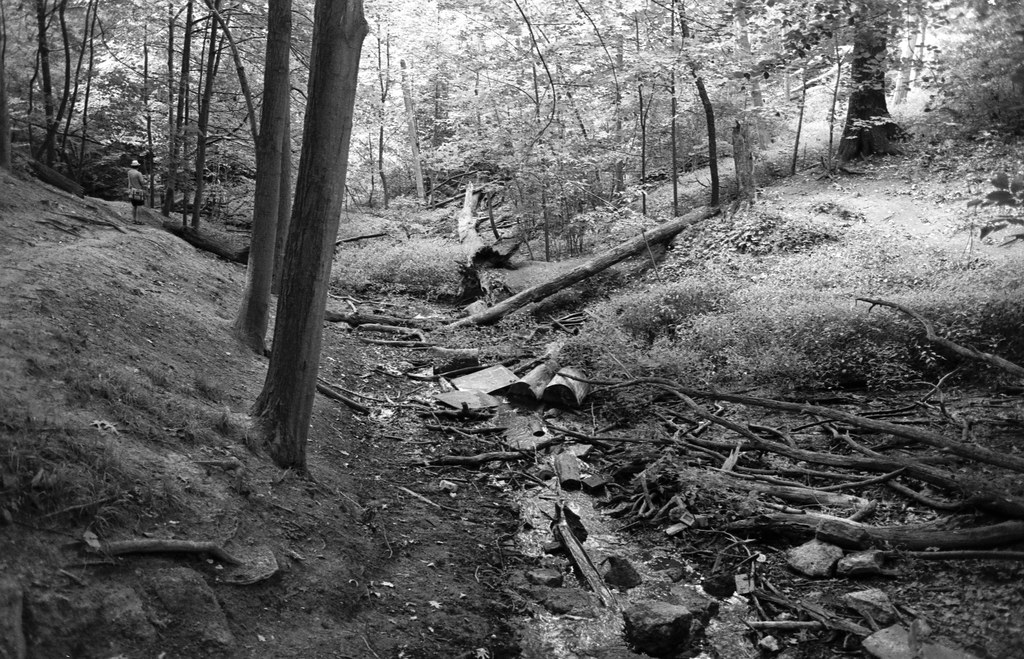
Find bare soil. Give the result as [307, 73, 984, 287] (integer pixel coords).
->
[1, 146, 1022, 659]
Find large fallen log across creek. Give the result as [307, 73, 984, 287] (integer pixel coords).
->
[448, 207, 717, 327]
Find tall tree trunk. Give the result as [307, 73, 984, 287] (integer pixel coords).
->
[190, 0, 222, 229]
[35, 0, 57, 166]
[76, 2, 97, 179]
[251, 0, 368, 471]
[165, 0, 194, 218]
[59, 0, 94, 162]
[733, 121, 754, 205]
[234, 0, 291, 353]
[0, 6, 10, 171]
[694, 74, 719, 206]
[162, 1, 175, 215]
[376, 29, 390, 208]
[836, 1, 901, 163]
[734, 0, 763, 108]
[400, 59, 425, 201]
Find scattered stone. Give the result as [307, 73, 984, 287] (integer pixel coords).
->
[863, 624, 982, 659]
[841, 588, 897, 626]
[670, 585, 720, 626]
[702, 573, 736, 599]
[787, 539, 844, 578]
[526, 568, 563, 588]
[539, 588, 599, 617]
[758, 635, 781, 652]
[837, 549, 887, 577]
[602, 556, 642, 591]
[0, 578, 26, 659]
[622, 601, 693, 657]
[582, 474, 610, 494]
[542, 540, 565, 555]
[142, 567, 234, 653]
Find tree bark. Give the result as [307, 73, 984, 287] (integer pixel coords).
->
[251, 0, 368, 471]
[693, 75, 719, 206]
[732, 121, 755, 204]
[234, 0, 291, 354]
[164, 0, 194, 218]
[162, 221, 248, 263]
[448, 207, 714, 328]
[34, 0, 57, 166]
[0, 16, 11, 171]
[836, 0, 902, 163]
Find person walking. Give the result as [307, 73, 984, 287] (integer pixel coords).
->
[127, 159, 147, 224]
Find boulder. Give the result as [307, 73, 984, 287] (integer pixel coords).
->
[841, 588, 897, 626]
[602, 556, 642, 591]
[526, 568, 564, 588]
[787, 539, 843, 578]
[622, 601, 693, 657]
[837, 549, 886, 577]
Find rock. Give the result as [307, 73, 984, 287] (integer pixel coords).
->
[622, 601, 693, 657]
[837, 549, 886, 577]
[758, 635, 781, 652]
[539, 588, 599, 617]
[582, 475, 611, 494]
[841, 588, 897, 626]
[702, 573, 736, 599]
[862, 624, 981, 659]
[734, 573, 755, 595]
[787, 539, 843, 578]
[602, 556, 642, 591]
[0, 578, 26, 659]
[142, 567, 234, 654]
[526, 568, 563, 587]
[669, 585, 719, 626]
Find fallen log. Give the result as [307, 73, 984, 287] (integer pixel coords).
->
[95, 539, 242, 564]
[553, 503, 616, 607]
[727, 512, 1024, 550]
[448, 207, 716, 327]
[30, 160, 84, 197]
[162, 221, 249, 264]
[858, 297, 1024, 379]
[552, 451, 583, 489]
[323, 309, 445, 328]
[718, 472, 869, 509]
[507, 359, 560, 402]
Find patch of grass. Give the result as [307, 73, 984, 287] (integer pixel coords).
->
[569, 228, 1024, 391]
[331, 237, 464, 299]
[0, 406, 187, 532]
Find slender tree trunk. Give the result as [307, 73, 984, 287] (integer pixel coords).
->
[163, 1, 175, 215]
[734, 0, 763, 108]
[48, 0, 72, 163]
[400, 58, 425, 201]
[234, 0, 291, 353]
[59, 0, 94, 161]
[694, 74, 719, 206]
[376, 30, 390, 208]
[166, 0, 194, 218]
[669, 0, 679, 217]
[76, 3, 97, 179]
[837, 0, 901, 163]
[791, 70, 807, 175]
[190, 0, 222, 229]
[143, 24, 154, 205]
[35, 0, 57, 166]
[0, 6, 10, 171]
[251, 0, 368, 471]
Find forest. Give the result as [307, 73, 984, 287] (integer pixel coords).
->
[1, 0, 1024, 657]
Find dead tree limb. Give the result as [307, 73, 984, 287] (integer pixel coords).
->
[554, 502, 616, 607]
[448, 207, 716, 327]
[96, 539, 242, 564]
[316, 379, 371, 415]
[858, 297, 1024, 379]
[727, 512, 1024, 550]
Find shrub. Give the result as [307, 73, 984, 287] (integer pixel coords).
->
[598, 278, 731, 345]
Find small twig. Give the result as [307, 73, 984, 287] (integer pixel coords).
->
[396, 485, 459, 513]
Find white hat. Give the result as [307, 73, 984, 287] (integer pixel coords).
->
[130, 160, 140, 167]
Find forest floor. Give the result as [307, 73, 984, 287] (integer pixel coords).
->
[1, 141, 1023, 659]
